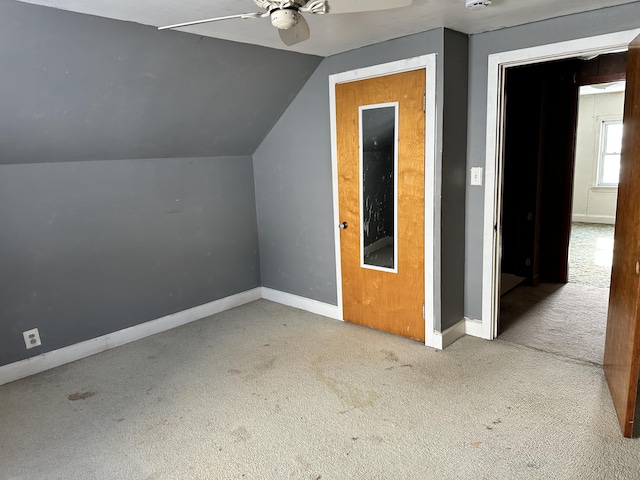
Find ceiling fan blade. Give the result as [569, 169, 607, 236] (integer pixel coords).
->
[278, 13, 311, 46]
[298, 0, 328, 14]
[325, 0, 412, 14]
[158, 12, 267, 30]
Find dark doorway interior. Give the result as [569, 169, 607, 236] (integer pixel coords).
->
[501, 58, 580, 287]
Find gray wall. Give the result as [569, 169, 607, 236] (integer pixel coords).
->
[464, 3, 640, 320]
[253, 29, 449, 320]
[440, 29, 469, 331]
[0, 1, 321, 366]
[0, 157, 260, 365]
[0, 0, 321, 164]
[5, 0, 636, 367]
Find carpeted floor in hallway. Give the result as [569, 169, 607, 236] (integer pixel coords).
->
[499, 282, 608, 365]
[499, 222, 614, 365]
[568, 222, 614, 289]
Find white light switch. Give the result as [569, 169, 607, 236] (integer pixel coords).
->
[470, 167, 483, 186]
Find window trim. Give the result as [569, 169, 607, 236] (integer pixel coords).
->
[597, 119, 623, 187]
[358, 102, 399, 274]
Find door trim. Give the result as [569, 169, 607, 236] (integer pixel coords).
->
[481, 29, 640, 340]
[329, 54, 438, 347]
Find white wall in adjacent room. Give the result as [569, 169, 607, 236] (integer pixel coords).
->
[572, 89, 624, 224]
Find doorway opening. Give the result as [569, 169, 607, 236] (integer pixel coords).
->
[481, 30, 640, 343]
[568, 81, 624, 289]
[482, 28, 640, 438]
[498, 53, 627, 366]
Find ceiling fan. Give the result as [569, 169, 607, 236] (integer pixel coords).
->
[158, 0, 413, 46]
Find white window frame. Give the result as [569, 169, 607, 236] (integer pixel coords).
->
[597, 119, 623, 187]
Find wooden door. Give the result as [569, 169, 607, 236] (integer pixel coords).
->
[336, 69, 425, 342]
[604, 34, 640, 438]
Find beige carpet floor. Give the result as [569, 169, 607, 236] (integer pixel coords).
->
[499, 283, 609, 365]
[568, 222, 614, 289]
[499, 222, 614, 366]
[1, 299, 639, 479]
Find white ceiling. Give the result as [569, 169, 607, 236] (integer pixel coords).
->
[16, 0, 640, 56]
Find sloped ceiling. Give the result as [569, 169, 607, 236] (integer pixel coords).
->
[0, 1, 322, 164]
[15, 0, 640, 56]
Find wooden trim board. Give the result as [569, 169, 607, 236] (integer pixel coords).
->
[261, 287, 342, 320]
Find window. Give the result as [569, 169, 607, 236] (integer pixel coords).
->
[359, 103, 398, 272]
[597, 120, 623, 186]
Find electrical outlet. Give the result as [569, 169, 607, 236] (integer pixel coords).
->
[23, 328, 41, 349]
[470, 167, 483, 186]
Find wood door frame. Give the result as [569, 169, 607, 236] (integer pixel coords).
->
[329, 54, 439, 348]
[481, 29, 640, 341]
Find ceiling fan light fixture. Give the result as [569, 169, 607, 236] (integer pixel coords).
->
[465, 0, 491, 10]
[270, 8, 299, 29]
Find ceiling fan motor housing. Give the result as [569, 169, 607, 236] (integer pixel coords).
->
[270, 8, 299, 29]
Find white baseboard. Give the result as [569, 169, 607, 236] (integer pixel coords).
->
[571, 214, 616, 225]
[261, 287, 342, 320]
[0, 286, 485, 386]
[426, 318, 466, 350]
[426, 317, 488, 349]
[0, 287, 262, 386]
[464, 317, 485, 339]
